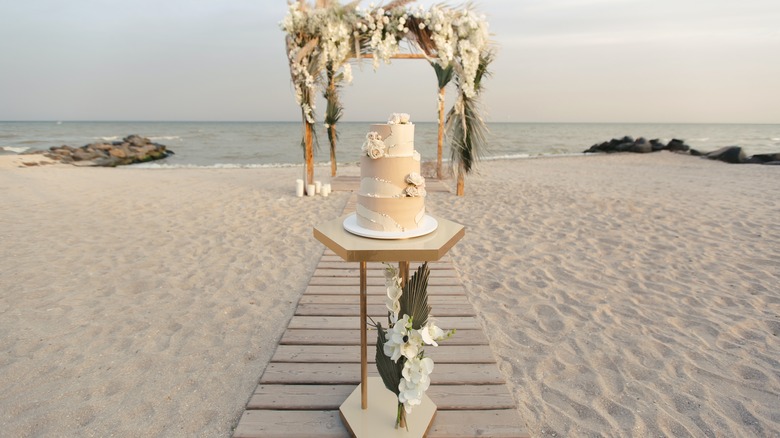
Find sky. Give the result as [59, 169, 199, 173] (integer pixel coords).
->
[0, 0, 778, 123]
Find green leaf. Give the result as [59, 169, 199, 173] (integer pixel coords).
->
[375, 322, 403, 396]
[399, 262, 431, 330]
[432, 62, 454, 89]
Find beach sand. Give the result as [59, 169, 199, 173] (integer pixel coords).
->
[1, 152, 778, 436]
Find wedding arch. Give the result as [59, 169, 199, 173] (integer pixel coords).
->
[281, 0, 493, 195]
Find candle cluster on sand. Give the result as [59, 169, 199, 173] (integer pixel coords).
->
[296, 179, 331, 197]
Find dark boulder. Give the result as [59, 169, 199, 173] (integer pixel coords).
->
[745, 153, 780, 164]
[706, 146, 746, 164]
[629, 137, 653, 153]
[666, 139, 690, 152]
[650, 138, 665, 151]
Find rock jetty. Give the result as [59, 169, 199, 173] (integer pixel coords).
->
[584, 136, 780, 165]
[25, 135, 173, 167]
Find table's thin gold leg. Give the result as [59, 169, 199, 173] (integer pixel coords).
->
[359, 261, 367, 410]
[399, 261, 409, 287]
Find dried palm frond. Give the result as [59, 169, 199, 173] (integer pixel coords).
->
[375, 322, 403, 395]
[323, 64, 343, 173]
[405, 16, 436, 56]
[399, 262, 431, 330]
[446, 53, 493, 174]
[344, 0, 361, 10]
[293, 37, 320, 66]
[381, 0, 415, 11]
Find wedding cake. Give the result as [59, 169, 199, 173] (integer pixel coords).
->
[356, 113, 427, 233]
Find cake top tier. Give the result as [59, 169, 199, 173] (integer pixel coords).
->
[362, 113, 415, 158]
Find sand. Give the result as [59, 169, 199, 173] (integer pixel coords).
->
[1, 152, 779, 437]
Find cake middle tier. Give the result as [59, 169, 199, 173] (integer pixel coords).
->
[359, 154, 421, 197]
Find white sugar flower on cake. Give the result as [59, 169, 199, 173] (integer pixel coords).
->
[362, 131, 386, 159]
[405, 185, 426, 197]
[406, 172, 425, 187]
[404, 172, 426, 197]
[388, 112, 411, 125]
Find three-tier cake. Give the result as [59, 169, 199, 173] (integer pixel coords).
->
[355, 113, 427, 233]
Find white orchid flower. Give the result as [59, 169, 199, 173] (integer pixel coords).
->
[420, 322, 445, 347]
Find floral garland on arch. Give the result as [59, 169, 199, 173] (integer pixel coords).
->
[373, 262, 454, 428]
[280, 1, 494, 192]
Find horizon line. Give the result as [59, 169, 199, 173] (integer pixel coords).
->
[2, 120, 778, 125]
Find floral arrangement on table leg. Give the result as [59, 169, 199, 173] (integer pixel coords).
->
[373, 262, 454, 429]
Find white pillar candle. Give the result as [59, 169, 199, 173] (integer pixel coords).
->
[295, 179, 304, 197]
[322, 187, 329, 197]
[307, 184, 316, 197]
[323, 184, 331, 196]
[315, 180, 322, 194]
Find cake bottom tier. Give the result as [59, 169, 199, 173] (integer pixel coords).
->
[356, 194, 425, 232]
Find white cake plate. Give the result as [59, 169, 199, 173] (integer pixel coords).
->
[343, 213, 438, 240]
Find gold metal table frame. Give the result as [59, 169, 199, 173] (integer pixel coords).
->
[313, 215, 465, 437]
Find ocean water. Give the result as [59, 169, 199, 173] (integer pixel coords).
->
[1, 121, 778, 168]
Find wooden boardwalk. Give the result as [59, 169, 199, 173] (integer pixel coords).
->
[233, 186, 527, 437]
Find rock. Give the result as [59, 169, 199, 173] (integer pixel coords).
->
[690, 149, 704, 156]
[666, 139, 690, 152]
[72, 149, 100, 161]
[125, 135, 149, 147]
[745, 153, 780, 164]
[109, 147, 128, 158]
[649, 139, 665, 151]
[90, 143, 114, 151]
[629, 137, 653, 153]
[706, 146, 746, 164]
[24, 135, 172, 167]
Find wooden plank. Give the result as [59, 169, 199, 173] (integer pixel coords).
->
[294, 304, 476, 317]
[248, 384, 515, 410]
[431, 410, 529, 437]
[320, 253, 452, 269]
[298, 294, 470, 305]
[234, 409, 527, 438]
[307, 277, 462, 287]
[281, 329, 488, 346]
[248, 385, 353, 410]
[316, 261, 454, 270]
[304, 285, 466, 295]
[312, 268, 456, 278]
[287, 315, 478, 330]
[233, 410, 347, 438]
[270, 344, 496, 364]
[259, 363, 504, 385]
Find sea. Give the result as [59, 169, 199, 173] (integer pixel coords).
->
[1, 121, 778, 168]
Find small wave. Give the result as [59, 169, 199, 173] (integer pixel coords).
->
[772, 137, 780, 142]
[97, 136, 120, 141]
[130, 162, 304, 169]
[484, 152, 587, 161]
[1, 146, 30, 153]
[149, 136, 182, 141]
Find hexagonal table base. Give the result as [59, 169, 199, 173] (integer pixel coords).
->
[339, 377, 437, 438]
